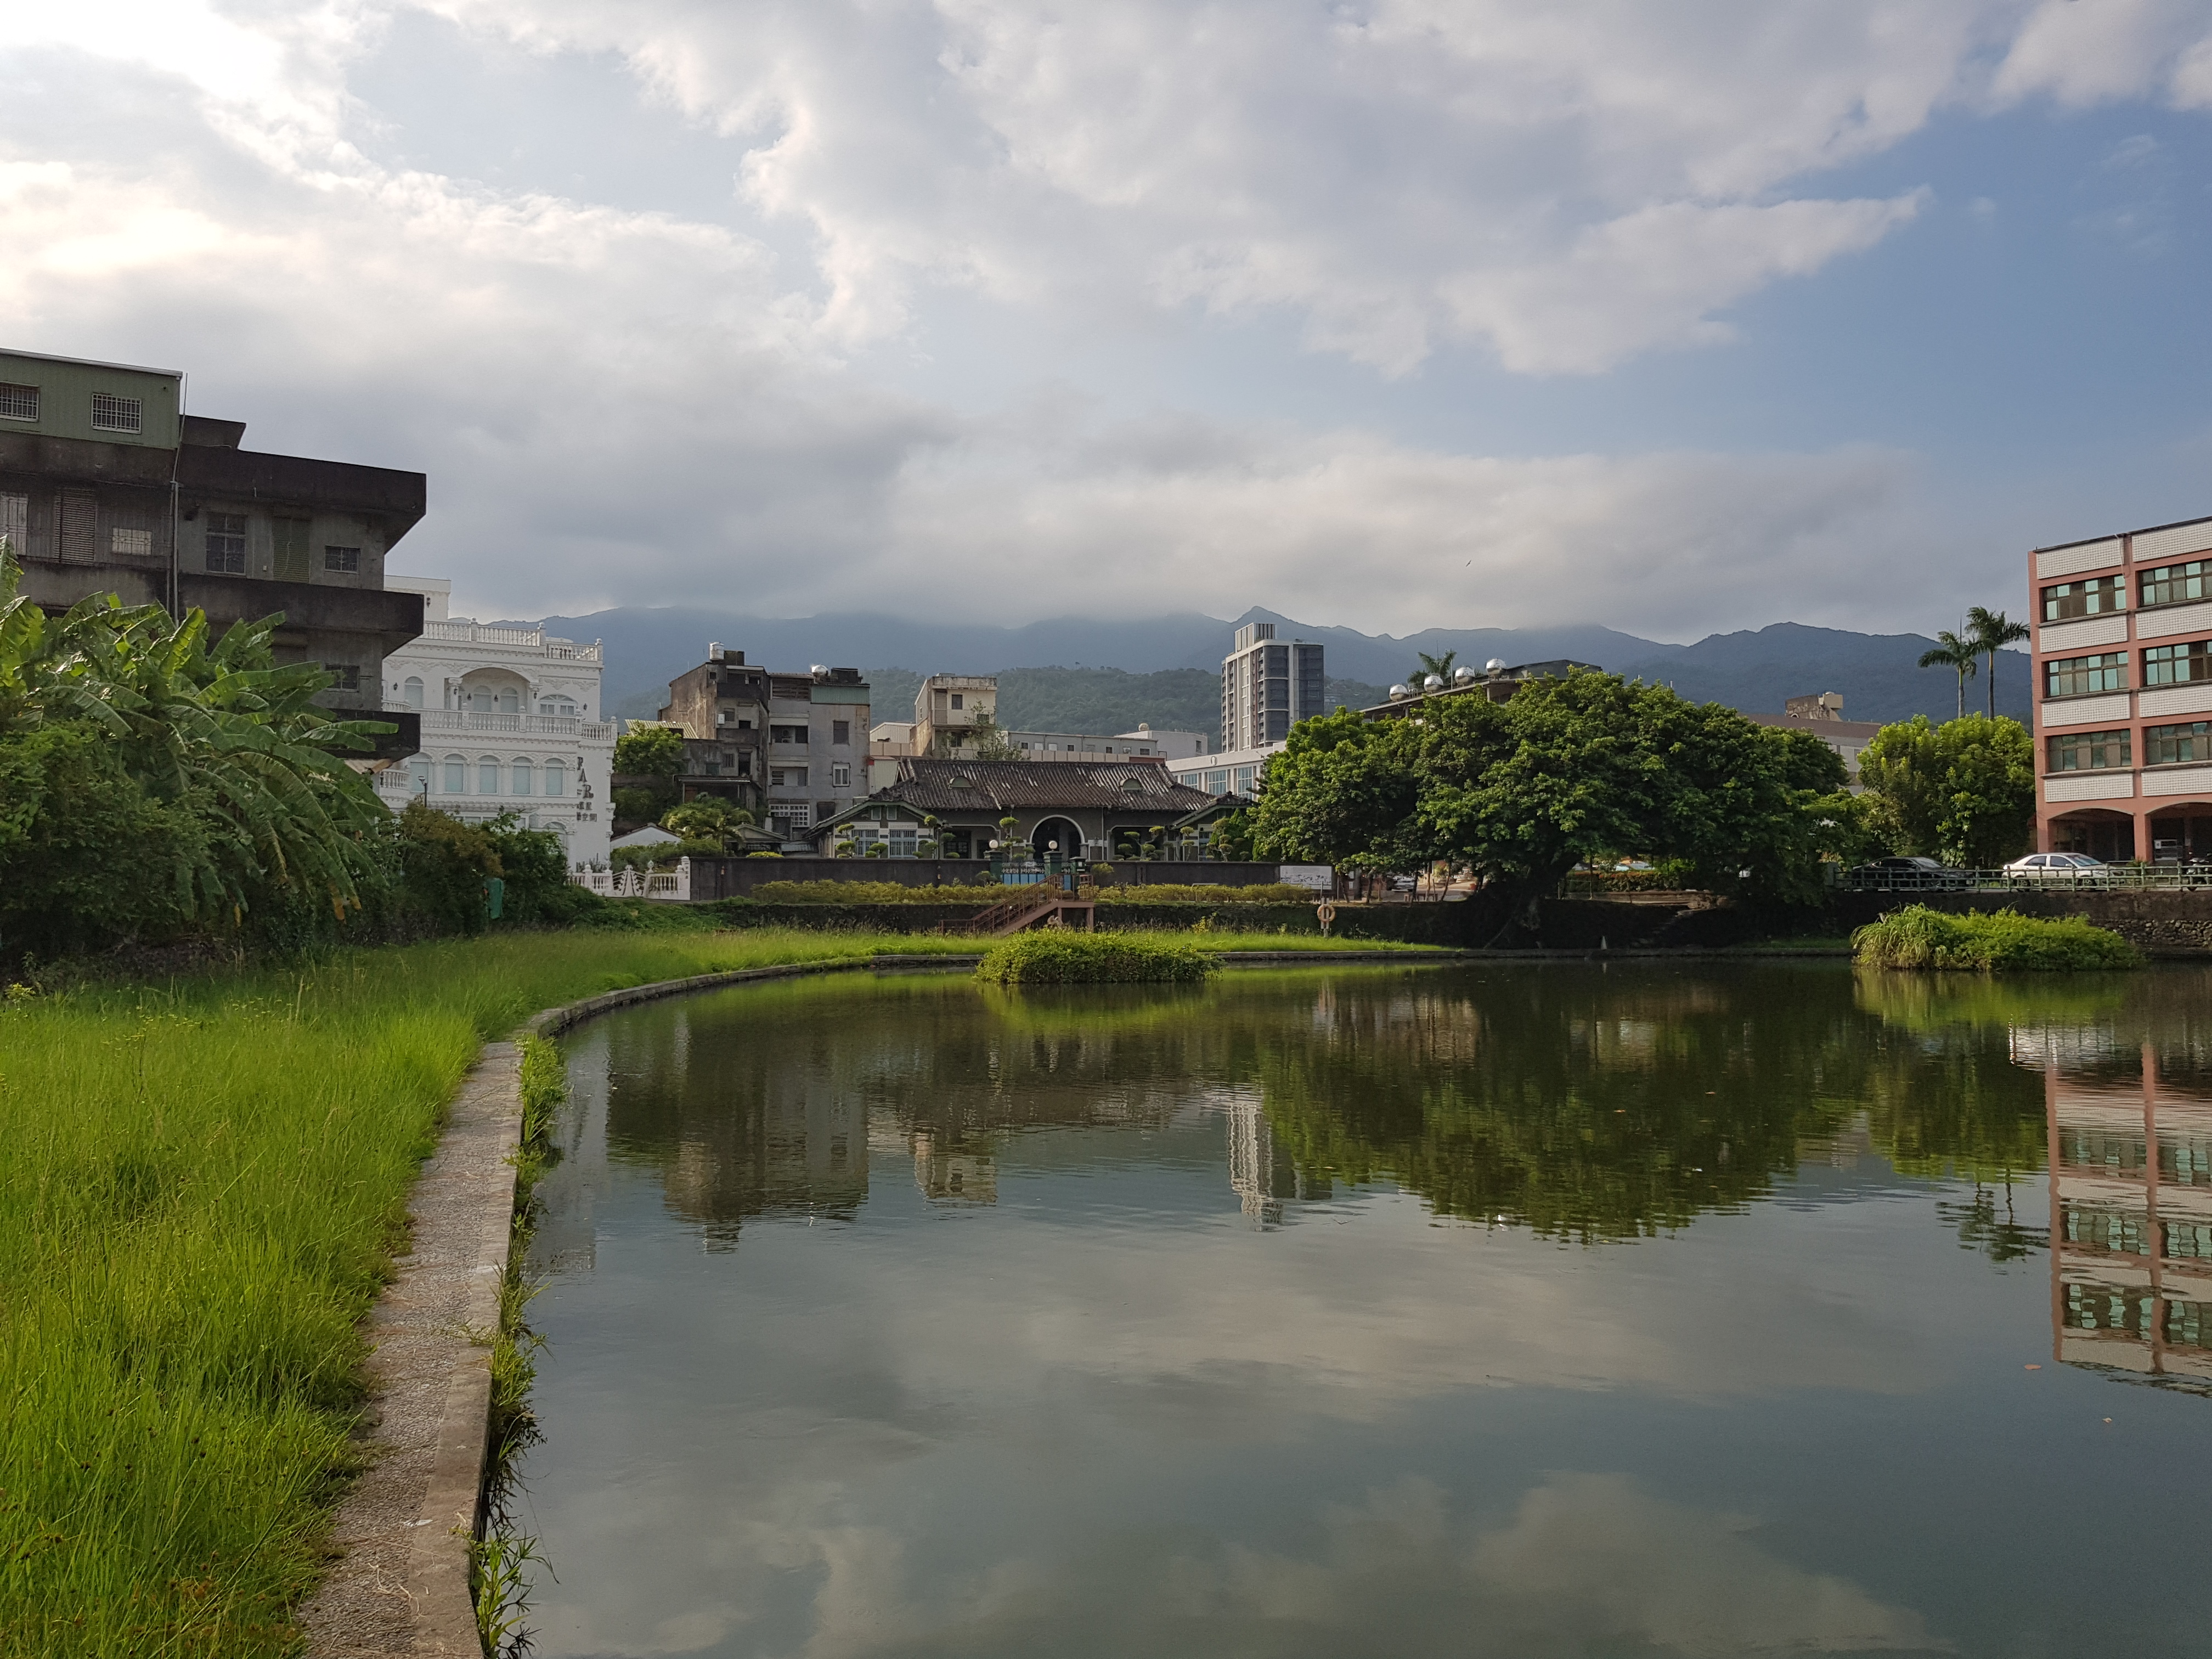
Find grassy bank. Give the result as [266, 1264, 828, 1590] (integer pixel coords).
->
[1851, 905, 2141, 972]
[0, 924, 1429, 1655]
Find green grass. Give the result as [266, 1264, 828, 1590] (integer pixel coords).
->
[0, 923, 1427, 1655]
[1850, 905, 2142, 972]
[974, 930, 1221, 983]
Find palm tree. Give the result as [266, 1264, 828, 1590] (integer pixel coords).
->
[1918, 628, 1980, 721]
[1410, 650, 1458, 689]
[1966, 606, 2031, 719]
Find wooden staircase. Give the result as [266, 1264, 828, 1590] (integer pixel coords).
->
[960, 877, 1098, 936]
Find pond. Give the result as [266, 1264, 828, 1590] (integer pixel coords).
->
[514, 962, 2212, 1657]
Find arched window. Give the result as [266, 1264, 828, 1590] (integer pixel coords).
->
[543, 760, 567, 797]
[478, 756, 501, 795]
[511, 758, 534, 797]
[408, 759, 431, 796]
[443, 754, 466, 793]
[403, 676, 424, 710]
[496, 687, 520, 714]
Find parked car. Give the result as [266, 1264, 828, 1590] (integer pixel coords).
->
[2004, 853, 2108, 883]
[1848, 855, 1970, 890]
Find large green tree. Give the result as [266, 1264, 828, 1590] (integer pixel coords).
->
[1249, 709, 1429, 871]
[1859, 714, 2034, 866]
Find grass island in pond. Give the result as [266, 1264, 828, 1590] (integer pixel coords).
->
[973, 929, 1221, 983]
[1851, 904, 2141, 971]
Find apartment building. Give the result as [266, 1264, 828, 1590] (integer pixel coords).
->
[1746, 692, 1884, 786]
[658, 648, 870, 841]
[372, 578, 615, 867]
[2030, 512, 2212, 861]
[1221, 622, 1325, 752]
[0, 347, 426, 757]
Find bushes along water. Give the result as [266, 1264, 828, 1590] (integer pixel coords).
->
[1850, 905, 2140, 972]
[973, 930, 1221, 983]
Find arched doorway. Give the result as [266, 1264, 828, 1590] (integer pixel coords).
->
[1031, 817, 1084, 865]
[2048, 809, 2135, 862]
[2148, 803, 2212, 864]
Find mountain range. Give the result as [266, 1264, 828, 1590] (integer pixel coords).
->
[506, 605, 2031, 735]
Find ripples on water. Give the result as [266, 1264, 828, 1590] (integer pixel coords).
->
[514, 962, 2212, 1658]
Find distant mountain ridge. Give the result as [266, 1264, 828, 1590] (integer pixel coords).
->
[501, 603, 2027, 732]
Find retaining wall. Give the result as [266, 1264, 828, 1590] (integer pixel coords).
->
[706, 899, 1482, 945]
[683, 857, 1299, 899]
[1539, 888, 2212, 954]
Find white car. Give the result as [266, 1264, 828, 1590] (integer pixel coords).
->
[2004, 853, 2107, 883]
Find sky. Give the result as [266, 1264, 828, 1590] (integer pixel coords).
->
[3, 1, 2210, 641]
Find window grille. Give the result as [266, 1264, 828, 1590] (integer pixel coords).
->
[2143, 640, 2212, 687]
[2045, 652, 2125, 698]
[1, 493, 27, 554]
[0, 383, 37, 421]
[324, 545, 360, 574]
[2145, 723, 2212, 767]
[205, 512, 247, 574]
[2141, 560, 2210, 610]
[110, 527, 154, 556]
[89, 393, 141, 433]
[2048, 729, 2131, 772]
[832, 720, 850, 744]
[323, 663, 360, 692]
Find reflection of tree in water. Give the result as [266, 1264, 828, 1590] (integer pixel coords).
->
[1261, 967, 2051, 1247]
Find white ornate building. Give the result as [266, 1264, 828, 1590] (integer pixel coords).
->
[372, 578, 614, 868]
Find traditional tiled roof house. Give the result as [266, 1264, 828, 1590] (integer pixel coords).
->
[809, 758, 1219, 862]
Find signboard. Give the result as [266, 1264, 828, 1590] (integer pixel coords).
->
[1277, 865, 1334, 891]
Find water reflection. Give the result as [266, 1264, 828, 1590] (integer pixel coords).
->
[517, 963, 2212, 1658]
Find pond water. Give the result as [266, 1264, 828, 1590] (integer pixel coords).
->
[515, 962, 2212, 1658]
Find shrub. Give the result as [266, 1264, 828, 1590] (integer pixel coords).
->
[748, 879, 996, 903]
[1098, 882, 1313, 904]
[1851, 905, 2140, 972]
[974, 930, 1221, 983]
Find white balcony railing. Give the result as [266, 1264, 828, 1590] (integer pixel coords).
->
[420, 618, 603, 662]
[385, 706, 614, 741]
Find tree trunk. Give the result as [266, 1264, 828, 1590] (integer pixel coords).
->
[1985, 652, 1996, 719]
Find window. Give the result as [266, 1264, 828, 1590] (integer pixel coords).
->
[832, 720, 850, 744]
[323, 663, 360, 692]
[2143, 640, 2212, 687]
[832, 762, 851, 787]
[2042, 575, 2124, 622]
[0, 494, 24, 555]
[89, 392, 140, 434]
[735, 753, 752, 777]
[110, 527, 153, 556]
[205, 512, 247, 574]
[324, 545, 360, 574]
[890, 830, 918, 857]
[511, 759, 534, 796]
[2141, 560, 2211, 610]
[443, 755, 466, 793]
[771, 767, 808, 787]
[544, 760, 567, 797]
[403, 676, 424, 710]
[0, 383, 37, 422]
[1206, 769, 1229, 794]
[479, 757, 501, 794]
[2145, 723, 2212, 766]
[2048, 729, 2131, 772]
[771, 724, 808, 744]
[408, 759, 430, 797]
[2046, 652, 2126, 698]
[540, 697, 577, 715]
[950, 693, 964, 710]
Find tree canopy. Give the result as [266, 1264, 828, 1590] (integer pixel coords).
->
[613, 724, 686, 775]
[1859, 714, 2034, 866]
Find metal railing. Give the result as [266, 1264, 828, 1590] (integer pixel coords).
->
[1843, 864, 2212, 893]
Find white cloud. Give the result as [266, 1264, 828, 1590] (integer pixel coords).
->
[0, 0, 2204, 634]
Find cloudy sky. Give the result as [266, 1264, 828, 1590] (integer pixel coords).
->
[5, 2, 2210, 640]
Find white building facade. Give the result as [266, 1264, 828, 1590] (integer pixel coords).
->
[373, 578, 615, 868]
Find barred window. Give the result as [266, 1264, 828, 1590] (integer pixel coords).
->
[2045, 652, 2125, 698]
[205, 512, 247, 574]
[0, 383, 38, 422]
[322, 663, 360, 692]
[89, 393, 141, 434]
[110, 527, 153, 556]
[2048, 729, 2131, 772]
[2142, 640, 2212, 687]
[2145, 722, 2212, 766]
[324, 545, 360, 574]
[2141, 559, 2211, 609]
[2042, 574, 2125, 622]
[2, 493, 28, 554]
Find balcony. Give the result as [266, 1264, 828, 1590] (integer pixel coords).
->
[420, 618, 602, 662]
[389, 705, 614, 741]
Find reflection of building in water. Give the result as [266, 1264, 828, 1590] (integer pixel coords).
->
[913, 1128, 996, 1204]
[2045, 1047, 2212, 1387]
[1220, 1087, 1328, 1226]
